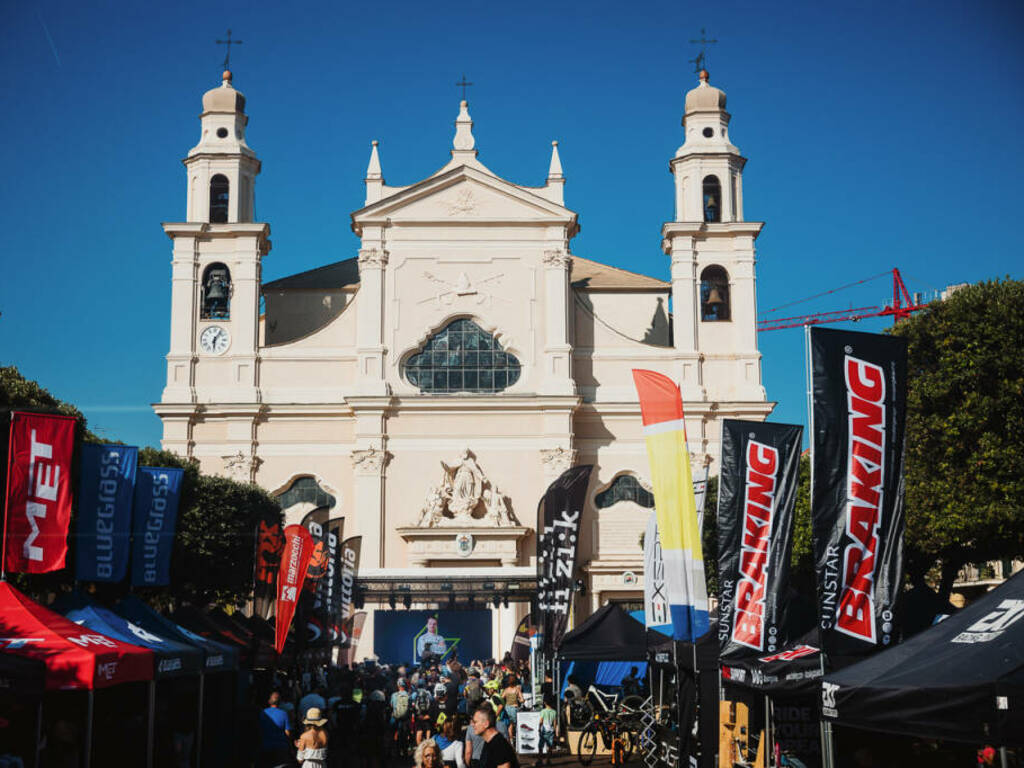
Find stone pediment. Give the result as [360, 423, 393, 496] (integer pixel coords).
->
[351, 166, 577, 231]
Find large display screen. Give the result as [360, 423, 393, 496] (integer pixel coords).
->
[373, 609, 493, 665]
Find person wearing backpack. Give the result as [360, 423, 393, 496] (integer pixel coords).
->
[464, 671, 485, 712]
[413, 681, 438, 745]
[390, 679, 413, 757]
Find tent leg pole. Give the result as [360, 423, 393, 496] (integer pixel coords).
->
[820, 719, 835, 768]
[147, 680, 155, 768]
[765, 695, 772, 768]
[196, 672, 205, 768]
[84, 690, 94, 768]
[34, 700, 43, 768]
[1000, 747, 1008, 768]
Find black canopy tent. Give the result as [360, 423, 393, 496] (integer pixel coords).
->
[823, 568, 1024, 746]
[558, 603, 649, 661]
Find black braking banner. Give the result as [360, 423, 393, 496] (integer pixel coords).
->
[811, 327, 907, 659]
[718, 419, 804, 663]
[536, 465, 593, 651]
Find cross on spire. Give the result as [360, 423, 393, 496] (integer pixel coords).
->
[455, 74, 473, 101]
[688, 27, 717, 73]
[216, 29, 243, 71]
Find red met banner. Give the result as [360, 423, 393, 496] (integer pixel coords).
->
[3, 412, 77, 574]
[275, 524, 314, 654]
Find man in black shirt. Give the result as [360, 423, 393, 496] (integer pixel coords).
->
[472, 704, 518, 768]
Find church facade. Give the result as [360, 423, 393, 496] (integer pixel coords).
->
[154, 69, 773, 660]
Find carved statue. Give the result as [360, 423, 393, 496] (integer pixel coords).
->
[484, 485, 517, 527]
[443, 449, 484, 519]
[417, 480, 451, 527]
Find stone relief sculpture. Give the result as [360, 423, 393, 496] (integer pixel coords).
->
[415, 449, 519, 527]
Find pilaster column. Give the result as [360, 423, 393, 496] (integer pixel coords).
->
[356, 247, 389, 395]
[162, 228, 201, 403]
[662, 229, 704, 401]
[351, 445, 391, 569]
[541, 250, 575, 396]
[226, 235, 262, 401]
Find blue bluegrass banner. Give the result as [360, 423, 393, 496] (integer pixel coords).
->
[130, 467, 184, 586]
[75, 445, 138, 582]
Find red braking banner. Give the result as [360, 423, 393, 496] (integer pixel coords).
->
[275, 524, 314, 654]
[3, 412, 77, 574]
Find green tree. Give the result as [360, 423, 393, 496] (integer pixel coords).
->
[0, 365, 99, 442]
[889, 277, 1024, 601]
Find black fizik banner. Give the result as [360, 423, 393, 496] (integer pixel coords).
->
[536, 465, 592, 651]
[718, 419, 804, 663]
[811, 327, 907, 659]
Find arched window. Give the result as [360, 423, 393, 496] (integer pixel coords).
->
[700, 265, 730, 322]
[209, 174, 230, 223]
[404, 318, 521, 393]
[201, 263, 231, 320]
[702, 175, 721, 223]
[595, 474, 654, 509]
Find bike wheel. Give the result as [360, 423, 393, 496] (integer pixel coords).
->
[577, 724, 599, 766]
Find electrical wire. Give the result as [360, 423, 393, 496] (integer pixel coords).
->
[759, 270, 890, 317]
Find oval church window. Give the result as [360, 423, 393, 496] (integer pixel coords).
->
[404, 319, 521, 393]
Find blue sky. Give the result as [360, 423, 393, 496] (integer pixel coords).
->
[1, 0, 1021, 447]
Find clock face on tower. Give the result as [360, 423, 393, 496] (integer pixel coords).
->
[199, 325, 231, 355]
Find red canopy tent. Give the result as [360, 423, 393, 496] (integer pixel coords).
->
[0, 582, 153, 768]
[0, 582, 152, 689]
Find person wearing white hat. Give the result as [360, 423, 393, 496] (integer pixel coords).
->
[294, 708, 329, 768]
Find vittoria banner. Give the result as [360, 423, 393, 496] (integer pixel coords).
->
[536, 465, 593, 650]
[337, 535, 361, 648]
[2, 412, 77, 574]
[276, 524, 314, 654]
[717, 420, 803, 662]
[130, 467, 184, 587]
[75, 444, 138, 583]
[322, 518, 344, 642]
[811, 327, 907, 658]
[253, 512, 284, 620]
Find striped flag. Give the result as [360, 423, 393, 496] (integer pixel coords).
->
[632, 370, 709, 642]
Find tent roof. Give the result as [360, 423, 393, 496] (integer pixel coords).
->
[824, 569, 1024, 746]
[115, 596, 239, 673]
[52, 592, 202, 679]
[0, 582, 152, 690]
[559, 604, 649, 661]
[0, 650, 45, 699]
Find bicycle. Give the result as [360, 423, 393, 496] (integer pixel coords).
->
[576, 713, 635, 766]
[568, 685, 647, 728]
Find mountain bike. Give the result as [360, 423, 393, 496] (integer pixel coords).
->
[568, 685, 646, 728]
[576, 713, 635, 766]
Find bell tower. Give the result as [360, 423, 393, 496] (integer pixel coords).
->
[158, 71, 270, 458]
[662, 69, 767, 406]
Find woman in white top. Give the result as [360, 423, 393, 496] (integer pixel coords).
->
[433, 720, 466, 768]
[294, 707, 329, 768]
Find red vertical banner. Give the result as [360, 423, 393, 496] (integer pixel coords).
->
[3, 412, 77, 574]
[275, 524, 313, 654]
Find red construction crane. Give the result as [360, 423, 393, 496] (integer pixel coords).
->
[757, 268, 929, 332]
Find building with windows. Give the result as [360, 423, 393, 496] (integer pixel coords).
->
[154, 68, 773, 659]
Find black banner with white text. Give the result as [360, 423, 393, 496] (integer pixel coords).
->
[811, 327, 908, 659]
[536, 465, 593, 651]
[717, 419, 803, 663]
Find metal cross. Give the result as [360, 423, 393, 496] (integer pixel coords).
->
[688, 27, 717, 72]
[455, 74, 474, 101]
[216, 29, 243, 70]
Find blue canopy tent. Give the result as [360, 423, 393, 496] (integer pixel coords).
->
[115, 596, 239, 768]
[52, 591, 204, 768]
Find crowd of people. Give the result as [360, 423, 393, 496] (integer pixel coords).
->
[256, 653, 557, 768]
